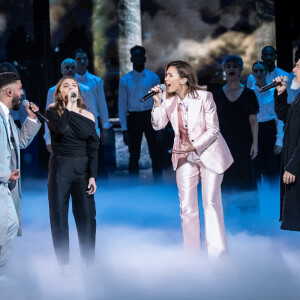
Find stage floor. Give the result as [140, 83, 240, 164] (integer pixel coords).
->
[2, 169, 300, 300]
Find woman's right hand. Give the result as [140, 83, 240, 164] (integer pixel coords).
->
[274, 76, 287, 95]
[66, 90, 77, 110]
[150, 85, 163, 107]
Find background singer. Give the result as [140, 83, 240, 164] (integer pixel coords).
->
[118, 45, 162, 181]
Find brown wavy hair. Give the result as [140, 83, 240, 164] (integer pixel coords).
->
[165, 61, 206, 99]
[51, 76, 86, 116]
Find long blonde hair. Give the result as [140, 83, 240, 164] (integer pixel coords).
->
[51, 76, 86, 116]
[165, 61, 206, 99]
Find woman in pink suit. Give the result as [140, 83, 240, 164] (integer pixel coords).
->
[151, 61, 233, 256]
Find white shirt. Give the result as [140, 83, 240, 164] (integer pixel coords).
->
[118, 68, 161, 130]
[287, 72, 300, 103]
[251, 84, 284, 147]
[0, 101, 37, 149]
[177, 95, 189, 127]
[247, 66, 289, 88]
[75, 71, 112, 129]
[43, 82, 99, 146]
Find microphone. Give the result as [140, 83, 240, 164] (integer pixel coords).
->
[71, 92, 77, 98]
[259, 76, 289, 93]
[140, 84, 166, 102]
[22, 100, 49, 123]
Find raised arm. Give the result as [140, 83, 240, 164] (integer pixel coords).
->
[150, 86, 169, 130]
[45, 108, 72, 138]
[274, 76, 290, 122]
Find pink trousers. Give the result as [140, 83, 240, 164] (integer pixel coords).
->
[176, 159, 228, 256]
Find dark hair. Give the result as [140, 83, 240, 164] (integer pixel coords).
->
[0, 62, 19, 76]
[73, 48, 87, 57]
[262, 45, 277, 55]
[222, 55, 243, 71]
[0, 72, 20, 90]
[252, 60, 268, 72]
[51, 77, 86, 117]
[130, 45, 146, 56]
[165, 61, 206, 99]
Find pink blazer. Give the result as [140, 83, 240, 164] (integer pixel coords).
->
[151, 90, 233, 174]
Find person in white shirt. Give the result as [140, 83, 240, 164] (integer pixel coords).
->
[250, 61, 284, 183]
[247, 46, 289, 88]
[74, 48, 113, 178]
[74, 48, 112, 131]
[287, 48, 300, 103]
[44, 58, 98, 153]
[118, 45, 162, 180]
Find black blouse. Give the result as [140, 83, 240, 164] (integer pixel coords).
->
[213, 87, 259, 151]
[45, 108, 99, 178]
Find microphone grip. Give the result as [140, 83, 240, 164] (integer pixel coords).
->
[140, 91, 156, 103]
[29, 107, 49, 123]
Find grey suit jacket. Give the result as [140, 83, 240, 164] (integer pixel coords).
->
[0, 105, 41, 245]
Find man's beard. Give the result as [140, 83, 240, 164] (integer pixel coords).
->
[291, 77, 300, 90]
[12, 94, 20, 111]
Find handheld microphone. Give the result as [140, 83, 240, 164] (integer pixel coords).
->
[259, 76, 289, 93]
[22, 100, 49, 123]
[71, 92, 77, 98]
[140, 84, 166, 103]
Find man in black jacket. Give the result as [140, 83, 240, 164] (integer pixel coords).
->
[274, 58, 300, 231]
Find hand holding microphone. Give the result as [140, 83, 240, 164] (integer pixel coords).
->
[22, 100, 49, 123]
[140, 84, 166, 107]
[259, 76, 289, 93]
[274, 76, 288, 95]
[66, 90, 78, 111]
[69, 91, 78, 103]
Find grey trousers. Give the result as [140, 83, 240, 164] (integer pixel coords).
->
[0, 193, 19, 272]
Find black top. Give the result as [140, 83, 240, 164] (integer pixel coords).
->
[275, 90, 300, 229]
[213, 87, 259, 151]
[45, 108, 99, 178]
[213, 87, 259, 190]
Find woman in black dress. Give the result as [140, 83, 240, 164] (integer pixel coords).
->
[213, 55, 259, 212]
[45, 77, 99, 268]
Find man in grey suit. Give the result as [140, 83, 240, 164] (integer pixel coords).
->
[0, 72, 41, 279]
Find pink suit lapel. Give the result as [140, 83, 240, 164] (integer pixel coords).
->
[166, 97, 179, 136]
[187, 95, 202, 133]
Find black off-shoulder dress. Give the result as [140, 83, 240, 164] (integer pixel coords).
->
[45, 108, 99, 265]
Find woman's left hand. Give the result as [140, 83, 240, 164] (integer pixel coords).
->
[87, 177, 97, 194]
[250, 143, 258, 159]
[172, 143, 195, 154]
